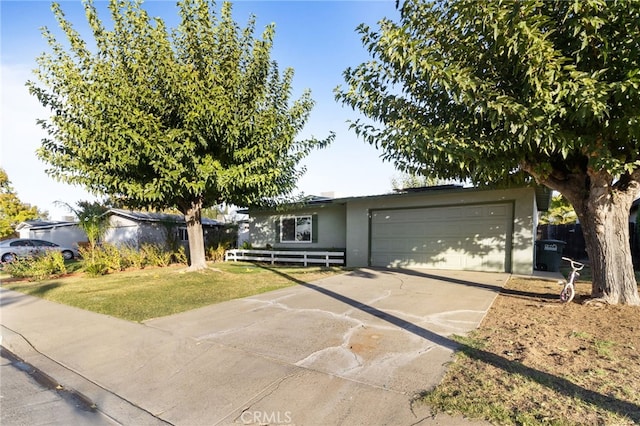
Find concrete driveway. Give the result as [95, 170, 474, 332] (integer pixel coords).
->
[145, 267, 507, 424]
[1, 268, 506, 425]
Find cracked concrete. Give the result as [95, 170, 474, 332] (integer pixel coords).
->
[1, 268, 504, 425]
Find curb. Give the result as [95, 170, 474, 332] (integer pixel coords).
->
[1, 325, 170, 426]
[1, 345, 98, 412]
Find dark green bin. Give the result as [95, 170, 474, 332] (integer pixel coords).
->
[535, 239, 566, 272]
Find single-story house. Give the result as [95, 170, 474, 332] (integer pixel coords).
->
[16, 220, 86, 251]
[245, 185, 551, 275]
[17, 209, 224, 252]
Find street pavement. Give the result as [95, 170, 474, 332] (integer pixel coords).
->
[1, 346, 115, 425]
[0, 268, 507, 425]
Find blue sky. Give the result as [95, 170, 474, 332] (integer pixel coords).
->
[1, 0, 401, 220]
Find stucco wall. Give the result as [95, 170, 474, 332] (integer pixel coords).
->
[103, 216, 140, 247]
[246, 187, 536, 274]
[345, 187, 536, 274]
[249, 203, 347, 250]
[27, 225, 87, 251]
[103, 216, 176, 249]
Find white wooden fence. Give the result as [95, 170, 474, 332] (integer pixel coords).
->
[225, 249, 345, 267]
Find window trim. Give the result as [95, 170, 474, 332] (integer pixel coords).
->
[279, 215, 313, 243]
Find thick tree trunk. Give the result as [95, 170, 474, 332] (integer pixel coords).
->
[575, 192, 639, 304]
[184, 198, 207, 271]
[538, 169, 640, 305]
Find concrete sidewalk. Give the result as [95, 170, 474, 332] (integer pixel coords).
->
[0, 268, 505, 425]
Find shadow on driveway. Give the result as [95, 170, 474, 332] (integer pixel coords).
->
[259, 265, 640, 423]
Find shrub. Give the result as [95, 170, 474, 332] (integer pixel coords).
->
[172, 246, 188, 265]
[2, 257, 34, 279]
[83, 261, 109, 277]
[79, 243, 124, 276]
[100, 243, 127, 271]
[2, 251, 67, 281]
[117, 244, 143, 270]
[140, 244, 173, 267]
[206, 242, 230, 263]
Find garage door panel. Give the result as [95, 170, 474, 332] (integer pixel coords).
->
[371, 204, 512, 272]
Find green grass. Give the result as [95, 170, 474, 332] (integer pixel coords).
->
[1, 262, 346, 322]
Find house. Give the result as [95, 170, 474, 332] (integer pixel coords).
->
[17, 209, 225, 252]
[245, 185, 551, 275]
[16, 220, 86, 250]
[103, 209, 224, 250]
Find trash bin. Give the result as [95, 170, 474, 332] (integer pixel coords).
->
[535, 239, 567, 272]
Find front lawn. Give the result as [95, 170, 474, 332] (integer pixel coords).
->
[1, 262, 346, 322]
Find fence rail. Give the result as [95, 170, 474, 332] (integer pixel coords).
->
[225, 249, 345, 267]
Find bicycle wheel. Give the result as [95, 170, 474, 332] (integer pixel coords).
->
[560, 285, 575, 303]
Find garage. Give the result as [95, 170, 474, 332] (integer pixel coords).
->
[370, 203, 513, 272]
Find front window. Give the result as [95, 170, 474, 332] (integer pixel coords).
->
[280, 216, 312, 242]
[176, 228, 188, 242]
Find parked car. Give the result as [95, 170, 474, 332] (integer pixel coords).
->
[0, 238, 76, 263]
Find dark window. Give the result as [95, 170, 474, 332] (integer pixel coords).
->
[176, 228, 188, 241]
[33, 240, 57, 247]
[280, 216, 312, 242]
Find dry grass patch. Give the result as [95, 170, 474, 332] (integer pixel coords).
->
[423, 276, 640, 425]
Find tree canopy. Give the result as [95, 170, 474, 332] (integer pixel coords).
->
[337, 0, 640, 304]
[337, 0, 639, 186]
[0, 168, 44, 238]
[539, 194, 577, 225]
[28, 0, 332, 269]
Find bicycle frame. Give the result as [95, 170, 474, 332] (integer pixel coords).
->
[559, 256, 585, 303]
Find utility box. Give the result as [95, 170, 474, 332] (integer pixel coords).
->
[535, 239, 566, 272]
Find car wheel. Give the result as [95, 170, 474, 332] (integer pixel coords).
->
[61, 250, 74, 261]
[1, 253, 16, 263]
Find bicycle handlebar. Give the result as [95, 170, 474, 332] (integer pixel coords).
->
[561, 256, 585, 271]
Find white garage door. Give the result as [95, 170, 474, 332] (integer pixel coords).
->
[370, 203, 512, 272]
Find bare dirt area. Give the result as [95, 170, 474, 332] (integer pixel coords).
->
[424, 276, 640, 425]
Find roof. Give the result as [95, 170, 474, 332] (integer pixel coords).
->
[534, 186, 553, 211]
[247, 185, 549, 212]
[16, 220, 78, 231]
[106, 209, 222, 226]
[17, 210, 223, 230]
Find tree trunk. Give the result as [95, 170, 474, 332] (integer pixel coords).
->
[184, 198, 207, 271]
[527, 163, 640, 305]
[554, 172, 639, 305]
[572, 190, 640, 305]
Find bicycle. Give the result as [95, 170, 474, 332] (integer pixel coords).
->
[558, 256, 585, 303]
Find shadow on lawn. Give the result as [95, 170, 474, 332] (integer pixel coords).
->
[257, 264, 640, 423]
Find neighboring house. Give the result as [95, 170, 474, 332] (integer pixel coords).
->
[236, 219, 251, 248]
[16, 220, 86, 251]
[245, 185, 551, 275]
[17, 209, 224, 252]
[103, 209, 224, 250]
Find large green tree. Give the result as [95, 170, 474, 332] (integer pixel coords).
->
[539, 194, 577, 225]
[0, 168, 45, 238]
[336, 0, 640, 304]
[28, 0, 331, 270]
